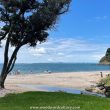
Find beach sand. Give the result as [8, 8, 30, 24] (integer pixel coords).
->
[0, 71, 110, 97]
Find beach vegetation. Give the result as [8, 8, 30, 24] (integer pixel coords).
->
[97, 76, 110, 97]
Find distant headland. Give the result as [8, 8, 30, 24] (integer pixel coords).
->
[99, 48, 110, 65]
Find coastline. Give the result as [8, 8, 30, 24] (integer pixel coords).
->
[1, 71, 110, 97]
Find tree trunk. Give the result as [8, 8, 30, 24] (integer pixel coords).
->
[0, 25, 20, 89]
[0, 64, 9, 89]
[0, 71, 8, 89]
[0, 76, 5, 89]
[0, 36, 10, 89]
[0, 46, 21, 89]
[0, 59, 16, 89]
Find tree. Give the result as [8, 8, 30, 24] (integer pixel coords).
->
[0, 0, 71, 89]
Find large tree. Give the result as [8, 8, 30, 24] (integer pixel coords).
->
[0, 0, 71, 89]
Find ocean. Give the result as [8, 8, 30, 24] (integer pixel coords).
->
[0, 63, 110, 74]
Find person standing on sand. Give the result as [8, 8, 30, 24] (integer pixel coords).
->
[16, 70, 21, 75]
[100, 72, 103, 78]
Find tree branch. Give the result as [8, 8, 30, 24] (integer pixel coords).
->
[1, 36, 10, 77]
[1, 25, 13, 78]
[6, 45, 21, 74]
[8, 56, 16, 73]
[0, 32, 8, 41]
[58, 4, 70, 15]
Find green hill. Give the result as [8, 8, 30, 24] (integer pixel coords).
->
[99, 48, 110, 64]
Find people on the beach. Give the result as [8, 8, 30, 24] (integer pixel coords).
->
[107, 74, 110, 77]
[100, 72, 103, 78]
[16, 70, 21, 75]
[44, 70, 52, 74]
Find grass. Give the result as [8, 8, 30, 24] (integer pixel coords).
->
[0, 92, 110, 110]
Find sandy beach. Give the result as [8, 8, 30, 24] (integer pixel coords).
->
[0, 71, 110, 97]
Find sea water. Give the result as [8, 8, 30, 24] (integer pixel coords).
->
[0, 63, 110, 74]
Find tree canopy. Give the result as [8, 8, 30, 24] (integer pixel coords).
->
[0, 0, 71, 47]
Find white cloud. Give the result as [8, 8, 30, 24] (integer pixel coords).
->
[57, 53, 64, 56]
[29, 47, 46, 56]
[88, 16, 108, 22]
[0, 37, 109, 63]
[47, 58, 54, 62]
[22, 37, 109, 63]
[95, 16, 108, 20]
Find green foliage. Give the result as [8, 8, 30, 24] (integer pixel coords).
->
[99, 76, 110, 86]
[106, 48, 110, 62]
[0, 92, 110, 110]
[0, 0, 71, 47]
[99, 48, 110, 63]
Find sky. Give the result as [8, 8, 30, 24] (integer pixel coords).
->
[0, 0, 110, 63]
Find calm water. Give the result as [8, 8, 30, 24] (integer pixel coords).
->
[0, 63, 110, 74]
[17, 84, 105, 97]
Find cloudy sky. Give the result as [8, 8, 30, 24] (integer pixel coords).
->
[0, 0, 110, 63]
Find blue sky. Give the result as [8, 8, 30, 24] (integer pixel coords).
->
[0, 0, 110, 63]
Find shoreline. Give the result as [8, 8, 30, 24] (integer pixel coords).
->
[10, 70, 110, 74]
[0, 71, 110, 97]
